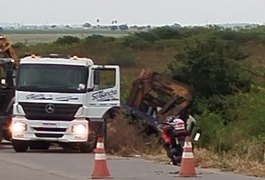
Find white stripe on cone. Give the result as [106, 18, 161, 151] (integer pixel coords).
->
[96, 142, 104, 149]
[184, 142, 192, 148]
[182, 152, 194, 159]
[95, 153, 107, 160]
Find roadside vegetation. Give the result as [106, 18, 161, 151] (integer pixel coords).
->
[9, 25, 265, 176]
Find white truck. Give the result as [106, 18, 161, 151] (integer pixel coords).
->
[11, 55, 120, 152]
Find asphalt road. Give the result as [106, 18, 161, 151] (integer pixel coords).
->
[0, 142, 264, 180]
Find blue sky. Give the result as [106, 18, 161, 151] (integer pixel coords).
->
[1, 0, 265, 26]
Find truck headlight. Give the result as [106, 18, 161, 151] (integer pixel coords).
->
[12, 122, 27, 132]
[72, 124, 86, 134]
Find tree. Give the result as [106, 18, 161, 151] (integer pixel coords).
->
[110, 26, 118, 31]
[169, 36, 251, 97]
[65, 25, 72, 29]
[83, 23, 91, 28]
[0, 27, 3, 32]
[167, 35, 252, 114]
[119, 24, 128, 31]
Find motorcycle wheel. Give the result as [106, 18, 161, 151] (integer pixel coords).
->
[172, 155, 182, 165]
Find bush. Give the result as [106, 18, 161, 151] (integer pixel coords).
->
[55, 36, 80, 45]
[135, 31, 159, 42]
[151, 26, 182, 39]
[107, 113, 148, 156]
[27, 42, 75, 55]
[84, 34, 115, 44]
[219, 31, 261, 43]
[196, 112, 230, 152]
[106, 49, 136, 67]
[13, 42, 30, 57]
[153, 39, 181, 49]
[122, 35, 152, 49]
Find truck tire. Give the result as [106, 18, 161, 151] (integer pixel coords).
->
[79, 134, 97, 153]
[3, 117, 12, 141]
[0, 124, 3, 143]
[12, 140, 29, 152]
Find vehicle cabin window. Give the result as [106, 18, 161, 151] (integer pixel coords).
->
[17, 64, 87, 93]
[94, 68, 116, 90]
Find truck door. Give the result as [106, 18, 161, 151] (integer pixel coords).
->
[87, 65, 120, 118]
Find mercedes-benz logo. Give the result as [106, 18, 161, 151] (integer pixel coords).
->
[45, 104, 55, 114]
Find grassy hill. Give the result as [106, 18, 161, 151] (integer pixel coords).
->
[5, 25, 265, 176]
[9, 25, 265, 154]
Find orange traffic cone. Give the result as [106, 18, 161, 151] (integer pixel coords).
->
[91, 136, 113, 179]
[179, 136, 197, 177]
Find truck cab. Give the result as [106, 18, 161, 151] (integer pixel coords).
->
[11, 55, 120, 152]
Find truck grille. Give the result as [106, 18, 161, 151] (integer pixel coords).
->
[33, 127, 67, 138]
[35, 133, 64, 138]
[33, 127, 67, 132]
[19, 102, 82, 121]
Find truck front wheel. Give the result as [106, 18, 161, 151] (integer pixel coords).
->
[12, 140, 29, 152]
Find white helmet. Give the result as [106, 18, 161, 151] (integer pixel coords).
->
[171, 118, 185, 131]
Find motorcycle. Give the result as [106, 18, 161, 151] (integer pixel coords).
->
[161, 120, 201, 165]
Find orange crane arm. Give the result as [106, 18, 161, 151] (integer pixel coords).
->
[126, 69, 192, 121]
[0, 35, 20, 66]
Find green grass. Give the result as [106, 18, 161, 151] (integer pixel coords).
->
[3, 29, 132, 44]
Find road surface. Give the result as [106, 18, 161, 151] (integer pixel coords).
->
[0, 142, 264, 180]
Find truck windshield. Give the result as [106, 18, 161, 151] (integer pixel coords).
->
[17, 64, 88, 93]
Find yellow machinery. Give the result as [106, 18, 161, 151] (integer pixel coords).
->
[0, 35, 20, 66]
[0, 35, 19, 141]
[125, 68, 192, 129]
